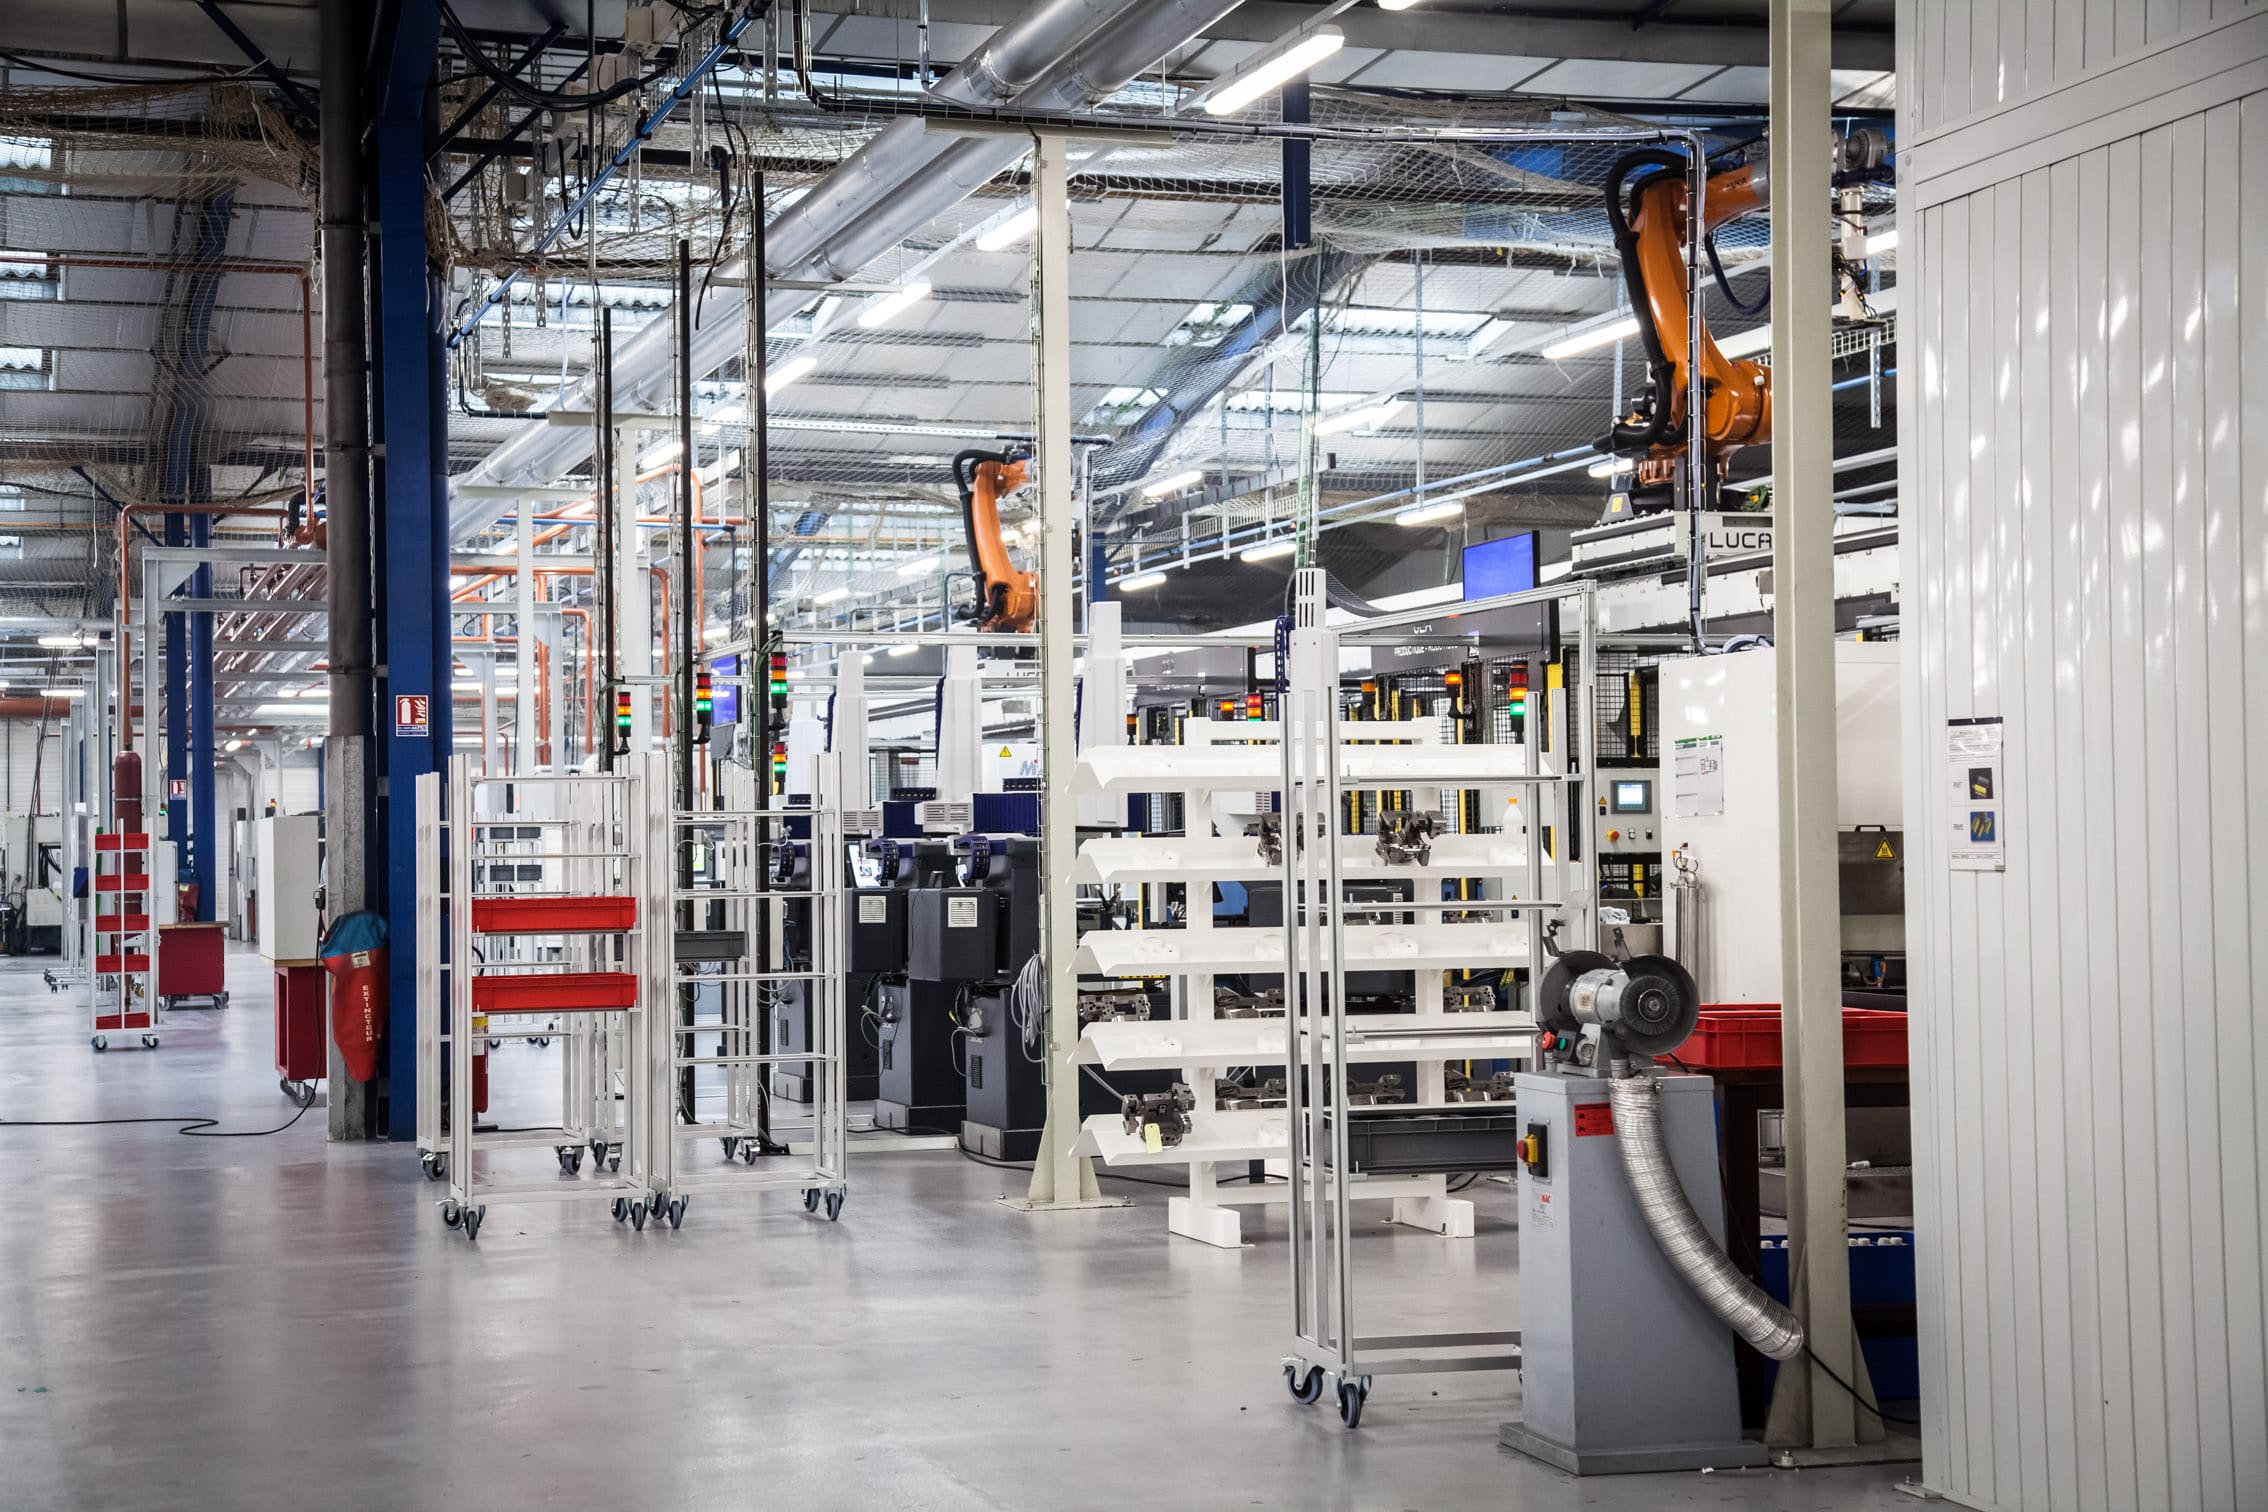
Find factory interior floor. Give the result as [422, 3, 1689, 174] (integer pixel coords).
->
[1, 946, 1920, 1511]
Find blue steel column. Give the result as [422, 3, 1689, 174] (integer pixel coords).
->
[189, 514, 215, 918]
[164, 515, 188, 888]
[373, 0, 445, 1139]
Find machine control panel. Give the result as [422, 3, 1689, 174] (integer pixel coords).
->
[1595, 778, 1659, 853]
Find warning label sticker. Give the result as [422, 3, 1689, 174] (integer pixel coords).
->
[947, 896, 979, 929]
[1573, 1103, 1615, 1137]
[858, 895, 889, 925]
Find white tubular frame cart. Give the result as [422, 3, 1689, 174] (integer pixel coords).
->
[437, 753, 662, 1243]
[1278, 567, 1598, 1428]
[652, 748, 850, 1220]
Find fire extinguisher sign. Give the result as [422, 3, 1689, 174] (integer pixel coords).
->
[395, 694, 429, 738]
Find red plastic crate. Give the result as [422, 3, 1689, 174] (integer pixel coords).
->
[96, 833, 149, 853]
[94, 1011, 153, 1031]
[96, 913, 151, 934]
[470, 894, 637, 935]
[1680, 1005, 1908, 1071]
[96, 874, 151, 893]
[471, 971, 638, 1014]
[96, 954, 152, 974]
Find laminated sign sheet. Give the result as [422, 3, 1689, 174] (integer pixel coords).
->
[1671, 734, 1725, 819]
[1946, 717, 2005, 871]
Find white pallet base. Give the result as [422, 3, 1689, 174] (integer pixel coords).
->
[1161, 1176, 1476, 1248]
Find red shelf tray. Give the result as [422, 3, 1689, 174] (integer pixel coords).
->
[96, 874, 151, 893]
[96, 914, 151, 934]
[471, 972, 637, 1014]
[96, 954, 152, 974]
[1680, 1005, 1908, 1071]
[471, 895, 637, 934]
[94, 1011, 153, 1031]
[96, 833, 150, 853]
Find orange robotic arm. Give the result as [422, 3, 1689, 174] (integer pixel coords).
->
[1603, 151, 1773, 470]
[954, 449, 1037, 632]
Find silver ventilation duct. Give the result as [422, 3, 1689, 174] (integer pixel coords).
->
[449, 0, 1241, 541]
[1606, 1074, 1807, 1362]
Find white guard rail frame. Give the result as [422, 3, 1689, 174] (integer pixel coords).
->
[1279, 567, 1599, 1429]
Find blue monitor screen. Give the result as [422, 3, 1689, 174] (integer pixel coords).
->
[1462, 533, 1538, 601]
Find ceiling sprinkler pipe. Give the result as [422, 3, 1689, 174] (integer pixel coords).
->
[1605, 1074, 1806, 1362]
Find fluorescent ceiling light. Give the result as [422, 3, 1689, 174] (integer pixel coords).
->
[1140, 468, 1207, 498]
[1587, 456, 1635, 479]
[886, 642, 921, 657]
[1202, 27, 1346, 116]
[897, 556, 939, 577]
[1866, 227, 1897, 255]
[857, 278, 934, 329]
[224, 738, 244, 752]
[812, 586, 851, 605]
[1119, 570, 1168, 591]
[765, 353, 818, 396]
[1240, 538, 1297, 562]
[35, 633, 90, 648]
[889, 453, 942, 465]
[976, 205, 1038, 252]
[639, 438, 684, 469]
[254, 702, 308, 714]
[1539, 315, 1641, 361]
[39, 687, 84, 699]
[1395, 499, 1465, 528]
[1314, 396, 1405, 436]
[1376, 0, 1422, 9]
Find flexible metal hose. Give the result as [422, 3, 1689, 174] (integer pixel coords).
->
[1607, 1075, 1806, 1361]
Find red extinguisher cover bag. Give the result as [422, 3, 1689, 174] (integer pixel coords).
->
[319, 911, 389, 1083]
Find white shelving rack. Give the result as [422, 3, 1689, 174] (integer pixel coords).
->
[434, 754, 664, 1242]
[1276, 567, 1598, 1428]
[651, 748, 850, 1219]
[1070, 702, 1547, 1248]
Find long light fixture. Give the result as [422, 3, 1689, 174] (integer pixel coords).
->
[1587, 455, 1635, 479]
[976, 205, 1038, 252]
[1866, 227, 1897, 255]
[886, 642, 922, 657]
[1314, 396, 1405, 436]
[765, 353, 818, 396]
[857, 278, 934, 329]
[1140, 468, 1207, 498]
[812, 586, 851, 605]
[1202, 26, 1345, 116]
[1119, 570, 1168, 591]
[897, 555, 939, 577]
[1395, 499, 1465, 528]
[1239, 537, 1297, 562]
[1539, 315, 1642, 362]
[39, 687, 84, 699]
[1376, 0, 1423, 9]
[35, 632, 93, 648]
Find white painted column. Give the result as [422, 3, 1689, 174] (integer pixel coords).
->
[1024, 129, 1104, 1209]
[1766, 0, 1864, 1452]
[616, 427, 653, 752]
[515, 500, 539, 773]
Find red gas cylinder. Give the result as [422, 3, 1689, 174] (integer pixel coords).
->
[113, 748, 143, 833]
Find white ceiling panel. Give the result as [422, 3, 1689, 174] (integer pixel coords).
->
[1515, 58, 1730, 99]
[1335, 51, 1556, 92]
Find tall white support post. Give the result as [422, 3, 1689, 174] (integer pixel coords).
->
[833, 649, 871, 808]
[1766, 0, 1870, 1453]
[1018, 128, 1113, 1212]
[934, 643, 983, 804]
[616, 428, 653, 752]
[515, 501, 540, 773]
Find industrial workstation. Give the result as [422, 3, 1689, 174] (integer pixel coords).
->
[0, 2, 2260, 1509]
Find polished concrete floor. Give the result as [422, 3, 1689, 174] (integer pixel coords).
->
[0, 946, 1916, 1511]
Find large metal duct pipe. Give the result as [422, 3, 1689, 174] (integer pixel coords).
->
[1606, 1074, 1806, 1361]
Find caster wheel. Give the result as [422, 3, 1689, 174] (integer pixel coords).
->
[442, 1200, 462, 1229]
[1285, 1365, 1325, 1405]
[802, 1189, 820, 1212]
[608, 1155, 620, 1173]
[611, 1198, 629, 1223]
[556, 1146, 584, 1175]
[823, 1190, 844, 1222]
[91, 1035, 107, 1052]
[1336, 1378, 1369, 1430]
[142, 1034, 160, 1050]
[740, 1144, 759, 1166]
[721, 1137, 739, 1160]
[462, 1206, 485, 1242]
[666, 1198, 687, 1230]
[422, 1153, 446, 1181]
[219, 992, 231, 1008]
[589, 1140, 608, 1167]
[629, 1201, 648, 1233]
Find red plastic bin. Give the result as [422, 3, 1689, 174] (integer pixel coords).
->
[96, 833, 150, 853]
[96, 954, 152, 974]
[470, 895, 637, 935]
[96, 874, 151, 893]
[471, 971, 638, 1013]
[1680, 1005, 1908, 1071]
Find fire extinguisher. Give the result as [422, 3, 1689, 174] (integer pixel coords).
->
[318, 910, 388, 1082]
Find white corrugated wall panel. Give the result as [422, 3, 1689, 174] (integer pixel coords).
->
[1902, 3, 2268, 1495]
